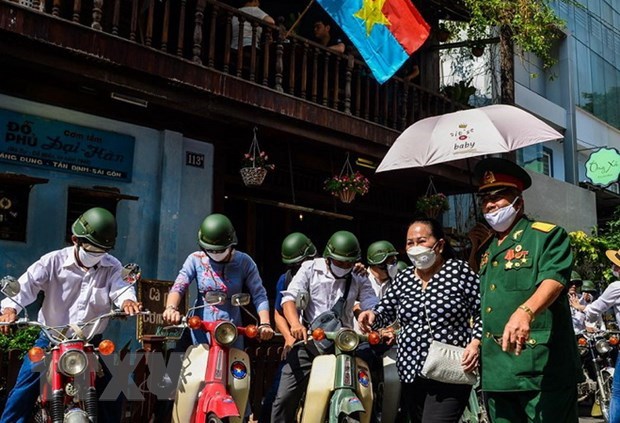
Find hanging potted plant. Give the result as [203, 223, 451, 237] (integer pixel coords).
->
[436, 23, 451, 42]
[416, 193, 450, 219]
[324, 154, 369, 203]
[240, 127, 275, 187]
[416, 178, 450, 218]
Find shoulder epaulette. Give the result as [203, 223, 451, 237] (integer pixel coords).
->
[531, 222, 556, 233]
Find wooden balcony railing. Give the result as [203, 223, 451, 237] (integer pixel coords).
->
[8, 0, 465, 130]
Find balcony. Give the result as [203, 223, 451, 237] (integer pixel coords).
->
[0, 0, 466, 149]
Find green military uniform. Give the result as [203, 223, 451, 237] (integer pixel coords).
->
[479, 215, 582, 421]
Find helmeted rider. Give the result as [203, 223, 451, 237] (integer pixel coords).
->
[0, 207, 141, 423]
[163, 213, 274, 347]
[260, 232, 317, 423]
[270, 230, 378, 422]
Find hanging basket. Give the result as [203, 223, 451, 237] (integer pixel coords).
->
[240, 167, 268, 186]
[337, 190, 357, 204]
[423, 206, 444, 219]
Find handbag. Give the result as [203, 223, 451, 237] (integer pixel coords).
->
[419, 303, 478, 385]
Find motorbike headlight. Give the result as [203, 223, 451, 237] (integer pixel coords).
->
[595, 339, 612, 354]
[214, 322, 238, 346]
[335, 329, 359, 352]
[64, 408, 90, 423]
[58, 350, 88, 376]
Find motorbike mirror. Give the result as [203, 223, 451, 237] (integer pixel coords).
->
[295, 291, 310, 311]
[0, 276, 20, 297]
[204, 291, 227, 306]
[231, 293, 251, 307]
[121, 263, 141, 284]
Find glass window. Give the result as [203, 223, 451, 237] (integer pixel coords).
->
[575, 41, 592, 108]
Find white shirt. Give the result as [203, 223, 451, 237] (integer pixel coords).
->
[368, 271, 391, 299]
[231, 6, 268, 49]
[281, 258, 378, 328]
[0, 247, 136, 334]
[585, 281, 620, 328]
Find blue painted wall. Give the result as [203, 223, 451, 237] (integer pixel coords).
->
[0, 94, 213, 347]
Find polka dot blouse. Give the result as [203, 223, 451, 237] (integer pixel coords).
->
[373, 258, 482, 383]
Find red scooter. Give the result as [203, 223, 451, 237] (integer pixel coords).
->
[166, 292, 258, 423]
[0, 264, 145, 423]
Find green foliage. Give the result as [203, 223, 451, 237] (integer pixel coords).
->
[569, 207, 620, 289]
[441, 80, 477, 105]
[0, 326, 40, 358]
[462, 0, 581, 70]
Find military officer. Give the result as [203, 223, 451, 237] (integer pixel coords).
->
[475, 158, 581, 423]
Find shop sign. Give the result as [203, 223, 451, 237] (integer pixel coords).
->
[585, 147, 620, 187]
[0, 108, 135, 181]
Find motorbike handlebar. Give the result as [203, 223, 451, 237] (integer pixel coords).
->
[0, 310, 152, 345]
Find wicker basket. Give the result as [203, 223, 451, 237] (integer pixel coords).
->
[337, 190, 357, 204]
[240, 167, 268, 186]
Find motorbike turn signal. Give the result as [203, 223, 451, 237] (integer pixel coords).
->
[577, 337, 587, 347]
[245, 325, 258, 338]
[367, 331, 381, 345]
[312, 328, 326, 341]
[609, 336, 619, 346]
[98, 340, 116, 356]
[28, 346, 45, 363]
[188, 316, 203, 330]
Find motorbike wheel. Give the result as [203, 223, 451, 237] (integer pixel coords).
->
[597, 370, 613, 422]
[205, 413, 228, 423]
[338, 413, 361, 423]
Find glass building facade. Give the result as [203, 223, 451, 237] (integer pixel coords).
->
[555, 0, 620, 130]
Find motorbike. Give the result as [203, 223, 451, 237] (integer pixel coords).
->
[0, 263, 145, 423]
[165, 291, 259, 423]
[298, 326, 381, 423]
[576, 330, 618, 422]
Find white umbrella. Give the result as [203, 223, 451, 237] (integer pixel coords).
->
[377, 105, 563, 171]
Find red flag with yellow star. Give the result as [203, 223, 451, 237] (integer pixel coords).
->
[317, 0, 430, 83]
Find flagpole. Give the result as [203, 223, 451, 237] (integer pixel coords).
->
[284, 0, 315, 39]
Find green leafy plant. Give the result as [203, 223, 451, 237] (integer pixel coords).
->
[441, 80, 477, 105]
[462, 0, 581, 71]
[416, 193, 450, 215]
[324, 171, 370, 196]
[0, 326, 40, 358]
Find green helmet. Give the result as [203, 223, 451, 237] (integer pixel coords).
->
[366, 240, 398, 265]
[397, 261, 409, 272]
[323, 230, 361, 263]
[582, 280, 597, 293]
[570, 271, 583, 287]
[281, 232, 317, 265]
[71, 207, 117, 250]
[198, 214, 238, 251]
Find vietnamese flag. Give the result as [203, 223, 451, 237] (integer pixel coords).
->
[316, 0, 430, 84]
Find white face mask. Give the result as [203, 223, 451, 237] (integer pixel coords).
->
[206, 248, 231, 263]
[483, 196, 520, 232]
[386, 262, 399, 279]
[77, 247, 105, 268]
[407, 244, 437, 270]
[330, 262, 352, 278]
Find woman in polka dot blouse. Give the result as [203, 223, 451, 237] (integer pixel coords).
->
[359, 218, 482, 422]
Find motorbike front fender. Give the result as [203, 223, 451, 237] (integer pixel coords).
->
[199, 389, 240, 420]
[301, 355, 336, 423]
[603, 367, 615, 378]
[172, 344, 209, 423]
[329, 389, 366, 422]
